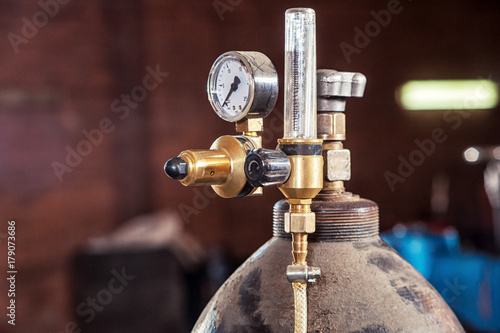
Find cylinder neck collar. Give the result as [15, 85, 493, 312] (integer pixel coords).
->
[273, 193, 379, 242]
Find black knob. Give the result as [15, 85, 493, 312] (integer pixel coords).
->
[164, 157, 188, 180]
[244, 148, 290, 187]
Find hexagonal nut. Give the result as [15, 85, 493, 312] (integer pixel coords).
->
[317, 113, 345, 141]
[236, 118, 263, 133]
[288, 198, 312, 205]
[284, 212, 316, 233]
[327, 149, 351, 181]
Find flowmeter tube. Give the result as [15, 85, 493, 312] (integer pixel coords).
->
[284, 8, 317, 139]
[281, 8, 322, 333]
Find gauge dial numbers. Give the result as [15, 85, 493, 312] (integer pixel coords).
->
[207, 51, 278, 123]
[213, 58, 251, 121]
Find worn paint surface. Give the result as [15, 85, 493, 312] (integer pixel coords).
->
[193, 198, 464, 332]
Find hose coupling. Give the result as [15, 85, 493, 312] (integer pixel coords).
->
[286, 265, 321, 283]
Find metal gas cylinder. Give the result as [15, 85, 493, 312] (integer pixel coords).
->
[164, 15, 465, 330]
[192, 192, 464, 332]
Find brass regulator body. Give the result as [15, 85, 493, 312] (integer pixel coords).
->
[163, 8, 366, 333]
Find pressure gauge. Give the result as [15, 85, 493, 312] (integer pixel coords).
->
[207, 51, 278, 122]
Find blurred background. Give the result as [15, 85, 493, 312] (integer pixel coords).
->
[0, 0, 499, 332]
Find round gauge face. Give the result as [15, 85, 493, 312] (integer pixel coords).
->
[208, 54, 253, 122]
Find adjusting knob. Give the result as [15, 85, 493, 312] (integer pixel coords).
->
[244, 148, 291, 187]
[164, 157, 188, 180]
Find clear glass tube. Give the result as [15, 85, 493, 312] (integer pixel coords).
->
[284, 8, 317, 139]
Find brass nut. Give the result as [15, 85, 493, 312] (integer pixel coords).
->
[317, 112, 345, 141]
[284, 212, 316, 233]
[288, 198, 312, 205]
[236, 118, 264, 133]
[322, 141, 343, 151]
[326, 149, 351, 181]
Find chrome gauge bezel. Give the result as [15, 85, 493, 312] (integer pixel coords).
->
[207, 51, 278, 123]
[207, 52, 255, 122]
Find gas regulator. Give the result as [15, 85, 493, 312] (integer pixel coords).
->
[164, 7, 366, 333]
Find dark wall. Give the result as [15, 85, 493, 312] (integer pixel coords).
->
[0, 0, 499, 331]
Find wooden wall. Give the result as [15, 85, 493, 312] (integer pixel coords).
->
[0, 0, 499, 331]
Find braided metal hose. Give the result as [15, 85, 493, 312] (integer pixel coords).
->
[293, 281, 307, 333]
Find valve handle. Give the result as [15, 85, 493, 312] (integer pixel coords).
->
[244, 148, 291, 187]
[317, 69, 367, 112]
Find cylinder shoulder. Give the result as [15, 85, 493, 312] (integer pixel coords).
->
[192, 237, 464, 332]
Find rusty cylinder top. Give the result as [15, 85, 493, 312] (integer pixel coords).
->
[273, 192, 379, 242]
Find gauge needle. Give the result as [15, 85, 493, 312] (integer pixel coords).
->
[222, 76, 241, 106]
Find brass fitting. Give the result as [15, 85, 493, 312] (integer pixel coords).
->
[278, 155, 323, 199]
[167, 135, 262, 198]
[236, 117, 264, 133]
[276, 138, 323, 270]
[277, 138, 323, 200]
[284, 212, 316, 233]
[292, 233, 308, 265]
[317, 112, 345, 141]
[178, 149, 231, 186]
[288, 198, 313, 206]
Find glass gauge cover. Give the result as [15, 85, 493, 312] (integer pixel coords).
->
[207, 51, 278, 123]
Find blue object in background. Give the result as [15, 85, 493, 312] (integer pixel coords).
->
[382, 224, 500, 332]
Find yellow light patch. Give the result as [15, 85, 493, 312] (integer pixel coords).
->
[397, 80, 499, 110]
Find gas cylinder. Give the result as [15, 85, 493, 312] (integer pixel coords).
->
[164, 8, 465, 332]
[192, 191, 464, 332]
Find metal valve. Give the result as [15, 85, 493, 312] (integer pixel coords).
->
[244, 148, 291, 187]
[317, 69, 366, 184]
[317, 69, 366, 112]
